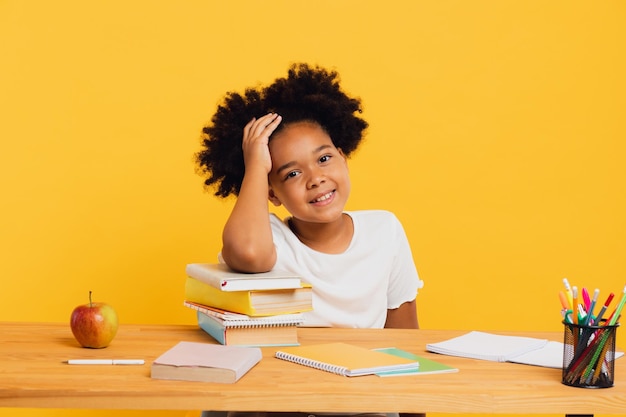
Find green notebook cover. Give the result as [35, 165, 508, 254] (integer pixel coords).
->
[374, 347, 459, 376]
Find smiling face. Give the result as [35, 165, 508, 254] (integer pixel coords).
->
[267, 121, 350, 225]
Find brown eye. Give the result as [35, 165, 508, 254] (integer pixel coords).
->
[284, 170, 300, 181]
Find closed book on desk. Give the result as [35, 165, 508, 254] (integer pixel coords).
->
[275, 342, 419, 377]
[185, 276, 313, 316]
[373, 347, 458, 376]
[151, 341, 261, 383]
[186, 301, 302, 347]
[186, 263, 302, 291]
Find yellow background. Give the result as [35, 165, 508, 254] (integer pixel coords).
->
[1, 1, 624, 417]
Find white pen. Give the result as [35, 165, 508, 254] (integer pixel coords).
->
[66, 359, 145, 365]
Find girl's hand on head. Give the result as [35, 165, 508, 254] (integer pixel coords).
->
[242, 113, 282, 174]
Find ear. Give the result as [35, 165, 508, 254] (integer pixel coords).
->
[268, 188, 282, 207]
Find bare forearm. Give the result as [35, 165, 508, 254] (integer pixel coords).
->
[221, 113, 282, 272]
[222, 167, 276, 272]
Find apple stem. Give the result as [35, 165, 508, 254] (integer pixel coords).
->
[89, 291, 92, 308]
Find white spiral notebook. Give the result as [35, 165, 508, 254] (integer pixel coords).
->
[185, 301, 303, 346]
[184, 301, 304, 327]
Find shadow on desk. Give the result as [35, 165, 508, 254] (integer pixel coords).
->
[200, 413, 401, 417]
[200, 412, 594, 417]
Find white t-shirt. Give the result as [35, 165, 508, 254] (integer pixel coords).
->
[269, 210, 423, 328]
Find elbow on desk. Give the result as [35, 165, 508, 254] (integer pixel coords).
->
[220, 247, 277, 273]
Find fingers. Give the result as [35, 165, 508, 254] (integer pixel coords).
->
[243, 117, 256, 138]
[243, 113, 282, 142]
[241, 113, 282, 173]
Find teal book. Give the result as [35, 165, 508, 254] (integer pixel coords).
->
[374, 347, 459, 376]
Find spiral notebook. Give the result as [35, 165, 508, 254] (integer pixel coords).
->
[184, 301, 304, 326]
[185, 301, 303, 346]
[275, 342, 420, 376]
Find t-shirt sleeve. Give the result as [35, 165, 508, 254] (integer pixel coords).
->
[386, 214, 424, 309]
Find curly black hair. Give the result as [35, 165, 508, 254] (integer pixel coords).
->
[195, 63, 368, 198]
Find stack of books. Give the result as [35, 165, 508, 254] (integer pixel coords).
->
[184, 263, 313, 347]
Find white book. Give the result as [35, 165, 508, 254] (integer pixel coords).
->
[426, 331, 549, 363]
[508, 340, 624, 368]
[185, 263, 302, 292]
[427, 331, 624, 368]
[506, 340, 566, 368]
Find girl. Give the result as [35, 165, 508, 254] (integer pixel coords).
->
[196, 63, 424, 417]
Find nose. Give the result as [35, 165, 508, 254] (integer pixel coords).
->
[306, 168, 326, 190]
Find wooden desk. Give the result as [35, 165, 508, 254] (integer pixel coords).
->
[1, 322, 625, 414]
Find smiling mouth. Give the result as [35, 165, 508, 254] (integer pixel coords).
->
[310, 190, 335, 203]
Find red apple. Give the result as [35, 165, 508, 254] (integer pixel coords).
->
[70, 291, 118, 348]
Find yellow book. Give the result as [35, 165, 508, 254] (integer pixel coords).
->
[184, 276, 313, 316]
[275, 342, 420, 377]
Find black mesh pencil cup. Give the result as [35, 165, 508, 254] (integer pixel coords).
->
[562, 320, 618, 388]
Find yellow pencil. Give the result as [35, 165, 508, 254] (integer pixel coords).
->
[590, 335, 613, 385]
[572, 286, 579, 325]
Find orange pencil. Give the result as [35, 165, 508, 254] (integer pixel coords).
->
[559, 291, 570, 310]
